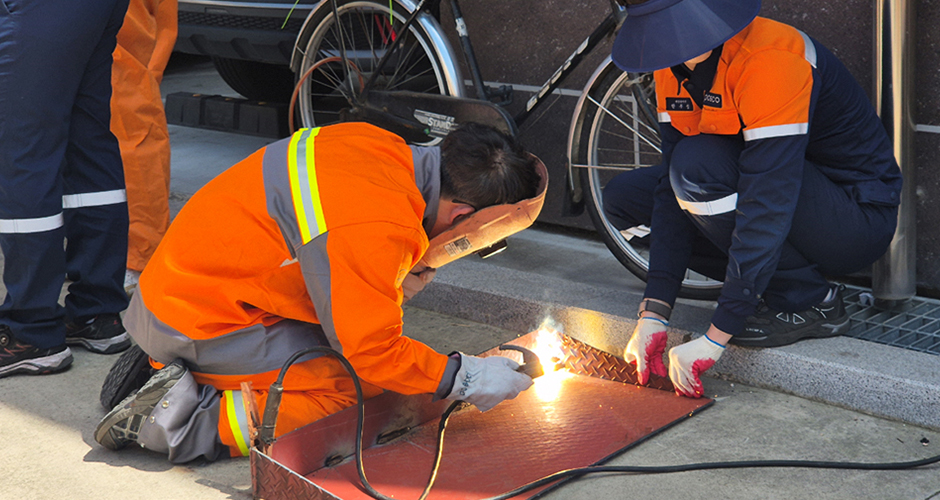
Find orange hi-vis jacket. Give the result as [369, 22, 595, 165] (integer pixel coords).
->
[125, 123, 449, 456]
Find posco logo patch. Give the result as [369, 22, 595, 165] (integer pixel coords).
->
[703, 92, 722, 108]
[414, 109, 457, 138]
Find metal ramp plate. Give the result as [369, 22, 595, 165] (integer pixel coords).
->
[251, 329, 711, 500]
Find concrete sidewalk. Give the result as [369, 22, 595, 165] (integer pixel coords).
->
[1, 55, 938, 499]
[1, 305, 939, 500]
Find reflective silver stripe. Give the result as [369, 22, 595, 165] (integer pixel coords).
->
[0, 213, 64, 233]
[298, 234, 341, 352]
[743, 123, 808, 141]
[62, 189, 127, 209]
[797, 29, 818, 68]
[620, 225, 650, 241]
[658, 112, 671, 123]
[125, 292, 327, 375]
[676, 193, 738, 216]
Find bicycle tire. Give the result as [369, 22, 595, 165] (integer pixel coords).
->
[293, 0, 463, 142]
[568, 58, 722, 301]
[211, 57, 296, 103]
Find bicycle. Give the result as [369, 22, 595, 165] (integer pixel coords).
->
[286, 0, 722, 300]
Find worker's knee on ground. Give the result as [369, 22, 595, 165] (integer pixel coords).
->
[137, 368, 224, 463]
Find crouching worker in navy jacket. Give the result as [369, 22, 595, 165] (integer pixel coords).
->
[605, 0, 902, 397]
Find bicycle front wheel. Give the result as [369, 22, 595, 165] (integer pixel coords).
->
[568, 58, 722, 300]
[294, 0, 463, 139]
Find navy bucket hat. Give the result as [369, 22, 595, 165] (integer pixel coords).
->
[611, 0, 761, 73]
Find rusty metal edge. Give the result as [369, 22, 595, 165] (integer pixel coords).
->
[252, 448, 342, 500]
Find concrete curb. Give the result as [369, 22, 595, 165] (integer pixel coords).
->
[410, 257, 940, 430]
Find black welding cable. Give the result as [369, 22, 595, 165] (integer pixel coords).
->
[272, 347, 940, 500]
[269, 346, 457, 500]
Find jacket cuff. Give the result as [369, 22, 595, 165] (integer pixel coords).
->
[644, 271, 681, 308]
[711, 306, 748, 336]
[713, 276, 762, 336]
[433, 352, 462, 400]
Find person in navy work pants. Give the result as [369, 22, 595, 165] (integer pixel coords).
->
[605, 0, 902, 397]
[0, 0, 133, 378]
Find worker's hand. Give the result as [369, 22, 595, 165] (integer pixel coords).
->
[446, 353, 533, 412]
[624, 317, 669, 385]
[668, 334, 725, 398]
[402, 265, 436, 303]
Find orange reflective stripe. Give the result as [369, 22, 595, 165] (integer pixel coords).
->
[287, 128, 328, 244]
[223, 389, 251, 457]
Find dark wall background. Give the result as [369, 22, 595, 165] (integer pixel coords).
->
[437, 0, 940, 293]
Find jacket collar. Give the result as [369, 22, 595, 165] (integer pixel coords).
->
[410, 145, 441, 236]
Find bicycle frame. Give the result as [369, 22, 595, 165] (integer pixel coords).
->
[345, 0, 628, 131]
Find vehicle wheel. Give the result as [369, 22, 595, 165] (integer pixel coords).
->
[295, 0, 462, 142]
[569, 60, 722, 300]
[211, 57, 296, 102]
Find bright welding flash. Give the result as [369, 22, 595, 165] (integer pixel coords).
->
[531, 327, 574, 402]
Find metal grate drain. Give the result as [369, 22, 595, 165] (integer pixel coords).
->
[843, 285, 940, 355]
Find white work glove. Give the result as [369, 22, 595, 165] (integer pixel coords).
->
[668, 334, 725, 398]
[402, 265, 436, 303]
[446, 353, 534, 412]
[624, 317, 669, 385]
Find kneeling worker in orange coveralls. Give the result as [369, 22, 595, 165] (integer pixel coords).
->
[94, 121, 547, 462]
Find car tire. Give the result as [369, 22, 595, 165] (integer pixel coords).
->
[211, 56, 296, 102]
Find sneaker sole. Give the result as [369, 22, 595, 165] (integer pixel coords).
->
[100, 344, 152, 410]
[95, 360, 187, 450]
[731, 317, 851, 348]
[0, 348, 73, 377]
[66, 332, 131, 355]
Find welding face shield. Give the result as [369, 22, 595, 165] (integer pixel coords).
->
[421, 156, 549, 268]
[611, 0, 761, 72]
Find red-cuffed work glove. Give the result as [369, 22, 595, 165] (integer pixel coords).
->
[624, 317, 669, 385]
[402, 265, 437, 303]
[668, 334, 725, 398]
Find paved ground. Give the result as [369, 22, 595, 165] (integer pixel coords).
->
[1, 54, 938, 499]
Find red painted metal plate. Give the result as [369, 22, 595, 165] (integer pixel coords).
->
[304, 373, 710, 499]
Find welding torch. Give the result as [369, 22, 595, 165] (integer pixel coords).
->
[498, 344, 545, 379]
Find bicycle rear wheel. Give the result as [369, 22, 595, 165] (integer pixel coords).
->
[568, 58, 722, 300]
[294, 0, 463, 140]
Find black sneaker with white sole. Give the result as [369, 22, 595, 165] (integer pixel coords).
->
[0, 325, 73, 378]
[95, 358, 187, 450]
[100, 344, 154, 410]
[66, 313, 131, 354]
[731, 285, 850, 348]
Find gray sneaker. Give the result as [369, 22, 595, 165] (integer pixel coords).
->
[95, 359, 187, 450]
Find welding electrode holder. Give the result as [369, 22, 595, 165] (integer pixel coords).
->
[498, 344, 544, 379]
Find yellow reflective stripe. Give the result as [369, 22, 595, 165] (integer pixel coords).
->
[287, 130, 311, 243]
[224, 390, 250, 457]
[287, 128, 328, 245]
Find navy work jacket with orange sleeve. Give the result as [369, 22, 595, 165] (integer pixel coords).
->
[645, 17, 902, 333]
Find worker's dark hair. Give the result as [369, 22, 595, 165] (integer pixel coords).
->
[439, 122, 539, 209]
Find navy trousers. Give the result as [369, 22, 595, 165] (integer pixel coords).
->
[0, 0, 131, 348]
[603, 134, 898, 312]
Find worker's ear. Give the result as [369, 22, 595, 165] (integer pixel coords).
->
[429, 199, 476, 238]
[444, 202, 476, 226]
